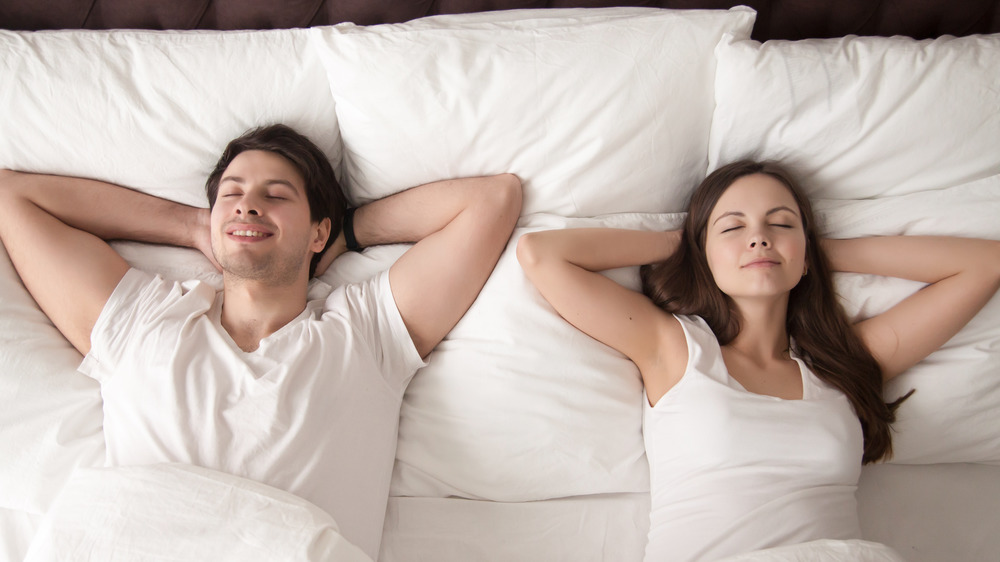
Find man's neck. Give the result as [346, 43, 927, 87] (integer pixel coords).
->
[219, 275, 309, 352]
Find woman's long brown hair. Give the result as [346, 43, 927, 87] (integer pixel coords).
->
[641, 160, 911, 464]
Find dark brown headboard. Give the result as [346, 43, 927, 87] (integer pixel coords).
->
[2, 0, 998, 40]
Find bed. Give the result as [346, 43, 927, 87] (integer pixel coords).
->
[2, 1, 999, 561]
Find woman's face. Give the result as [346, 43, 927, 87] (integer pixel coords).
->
[703, 173, 808, 303]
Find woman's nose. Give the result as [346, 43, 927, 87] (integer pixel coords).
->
[748, 235, 769, 249]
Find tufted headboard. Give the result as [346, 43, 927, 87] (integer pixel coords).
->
[1, 0, 998, 39]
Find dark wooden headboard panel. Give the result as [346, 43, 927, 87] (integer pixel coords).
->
[2, 0, 998, 40]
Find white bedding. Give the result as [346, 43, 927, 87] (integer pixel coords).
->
[715, 539, 904, 562]
[1, 6, 999, 562]
[22, 463, 371, 562]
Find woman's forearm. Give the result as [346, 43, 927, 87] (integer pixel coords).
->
[822, 236, 1000, 284]
[519, 228, 681, 273]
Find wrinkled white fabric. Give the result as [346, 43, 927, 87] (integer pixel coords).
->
[24, 463, 373, 562]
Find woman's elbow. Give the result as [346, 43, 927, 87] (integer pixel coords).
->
[516, 231, 543, 270]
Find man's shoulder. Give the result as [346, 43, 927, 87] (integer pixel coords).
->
[109, 268, 220, 317]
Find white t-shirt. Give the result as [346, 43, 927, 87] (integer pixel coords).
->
[642, 315, 863, 562]
[79, 268, 425, 560]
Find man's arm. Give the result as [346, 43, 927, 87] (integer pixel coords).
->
[346, 174, 521, 358]
[0, 169, 213, 355]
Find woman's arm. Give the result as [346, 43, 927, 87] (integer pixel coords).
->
[517, 228, 687, 403]
[823, 236, 1000, 380]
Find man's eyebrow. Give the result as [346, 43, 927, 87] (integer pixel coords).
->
[712, 206, 798, 225]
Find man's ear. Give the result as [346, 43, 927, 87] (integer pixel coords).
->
[311, 217, 332, 254]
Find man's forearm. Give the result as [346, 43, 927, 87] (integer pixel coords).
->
[0, 170, 207, 249]
[350, 175, 517, 248]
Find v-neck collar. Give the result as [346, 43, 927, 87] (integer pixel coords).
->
[719, 343, 811, 401]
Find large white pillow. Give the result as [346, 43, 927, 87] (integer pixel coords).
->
[0, 28, 340, 207]
[330, 212, 683, 501]
[816, 174, 1000, 464]
[310, 7, 756, 215]
[709, 33, 1000, 200]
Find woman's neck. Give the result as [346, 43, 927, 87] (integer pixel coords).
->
[727, 295, 791, 361]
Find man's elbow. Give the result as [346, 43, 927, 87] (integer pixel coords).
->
[488, 173, 522, 218]
[474, 173, 521, 234]
[0, 170, 24, 216]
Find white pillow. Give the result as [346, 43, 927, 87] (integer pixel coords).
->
[330, 212, 683, 501]
[709, 33, 1000, 200]
[0, 28, 340, 207]
[816, 174, 1000, 464]
[310, 7, 756, 215]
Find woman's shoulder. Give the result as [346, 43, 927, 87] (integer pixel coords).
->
[643, 313, 705, 406]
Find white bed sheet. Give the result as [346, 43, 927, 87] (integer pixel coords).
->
[377, 463, 1000, 562]
[857, 463, 1000, 561]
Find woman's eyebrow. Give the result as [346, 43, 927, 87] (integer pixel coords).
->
[712, 206, 798, 225]
[767, 205, 799, 217]
[712, 210, 744, 225]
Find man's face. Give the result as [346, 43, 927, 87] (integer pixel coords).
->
[210, 150, 329, 286]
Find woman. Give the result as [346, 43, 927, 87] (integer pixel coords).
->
[516, 160, 1000, 560]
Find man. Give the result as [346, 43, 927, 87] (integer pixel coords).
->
[0, 124, 521, 558]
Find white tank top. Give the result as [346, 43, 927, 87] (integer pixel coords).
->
[642, 315, 863, 562]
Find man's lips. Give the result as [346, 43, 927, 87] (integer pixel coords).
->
[225, 223, 274, 239]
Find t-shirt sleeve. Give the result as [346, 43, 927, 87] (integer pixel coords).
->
[78, 268, 213, 382]
[336, 271, 426, 389]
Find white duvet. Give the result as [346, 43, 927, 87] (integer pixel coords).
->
[22, 463, 371, 562]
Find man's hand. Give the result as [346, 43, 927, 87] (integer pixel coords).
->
[192, 207, 222, 272]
